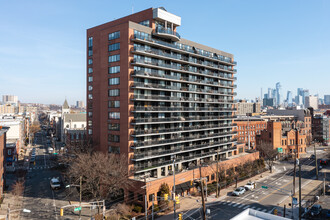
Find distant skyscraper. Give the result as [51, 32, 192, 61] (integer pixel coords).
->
[305, 95, 318, 110]
[302, 90, 309, 105]
[76, 101, 85, 109]
[287, 91, 293, 106]
[276, 82, 281, 106]
[324, 95, 330, 105]
[268, 88, 272, 98]
[2, 95, 18, 106]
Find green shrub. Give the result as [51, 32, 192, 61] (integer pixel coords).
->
[133, 205, 142, 213]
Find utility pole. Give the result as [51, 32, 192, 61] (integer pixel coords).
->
[299, 164, 302, 220]
[293, 153, 296, 196]
[216, 150, 219, 198]
[172, 156, 176, 220]
[248, 116, 251, 150]
[145, 195, 148, 220]
[324, 173, 326, 195]
[199, 166, 206, 220]
[79, 176, 82, 220]
[151, 195, 154, 220]
[7, 204, 10, 220]
[314, 143, 318, 180]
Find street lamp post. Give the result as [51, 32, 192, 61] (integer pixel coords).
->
[6, 204, 31, 220]
[66, 176, 82, 220]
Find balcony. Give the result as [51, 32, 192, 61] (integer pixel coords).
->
[153, 27, 181, 41]
[132, 132, 236, 148]
[132, 34, 237, 66]
[131, 106, 237, 113]
[132, 138, 237, 161]
[132, 56, 236, 75]
[132, 124, 237, 136]
[131, 115, 236, 125]
[133, 146, 237, 172]
[130, 94, 237, 104]
[131, 81, 236, 95]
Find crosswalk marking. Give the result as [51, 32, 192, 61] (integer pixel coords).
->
[237, 204, 245, 208]
[243, 205, 250, 209]
[251, 206, 256, 209]
[262, 209, 267, 212]
[227, 202, 233, 206]
[256, 208, 262, 211]
[232, 203, 240, 207]
[267, 210, 273, 213]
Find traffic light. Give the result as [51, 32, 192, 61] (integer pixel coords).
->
[175, 195, 180, 204]
[274, 209, 278, 215]
[60, 208, 63, 216]
[190, 180, 193, 186]
[164, 194, 168, 201]
[178, 213, 182, 220]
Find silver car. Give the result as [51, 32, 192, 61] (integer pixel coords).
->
[232, 187, 246, 196]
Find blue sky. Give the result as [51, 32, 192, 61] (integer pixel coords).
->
[0, 0, 329, 105]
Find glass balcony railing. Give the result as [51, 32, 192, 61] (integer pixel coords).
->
[132, 69, 236, 87]
[154, 27, 181, 39]
[133, 145, 237, 171]
[133, 34, 237, 66]
[131, 106, 237, 113]
[131, 115, 236, 124]
[132, 138, 237, 160]
[130, 94, 237, 103]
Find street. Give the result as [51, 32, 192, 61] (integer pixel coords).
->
[183, 148, 329, 220]
[21, 131, 68, 219]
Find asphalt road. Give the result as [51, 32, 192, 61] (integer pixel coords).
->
[187, 148, 329, 220]
[21, 131, 68, 220]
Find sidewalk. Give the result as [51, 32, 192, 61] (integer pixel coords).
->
[157, 168, 282, 220]
[0, 146, 32, 219]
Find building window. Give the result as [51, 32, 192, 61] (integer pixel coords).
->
[88, 120, 92, 126]
[109, 123, 120, 131]
[109, 77, 120, 85]
[109, 134, 120, 142]
[109, 54, 120, 63]
[88, 86, 93, 91]
[88, 37, 93, 56]
[88, 94, 93, 99]
[109, 100, 120, 108]
[88, 76, 93, 82]
[137, 193, 143, 201]
[149, 193, 154, 202]
[109, 89, 120, 96]
[88, 112, 92, 117]
[109, 66, 120, 74]
[88, 129, 92, 135]
[139, 20, 150, 27]
[108, 146, 120, 154]
[8, 149, 11, 155]
[109, 112, 120, 119]
[109, 43, 120, 51]
[88, 59, 93, 64]
[109, 31, 120, 40]
[88, 67, 93, 73]
[128, 191, 134, 200]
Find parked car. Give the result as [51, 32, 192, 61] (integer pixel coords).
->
[50, 178, 61, 190]
[232, 187, 246, 196]
[30, 156, 35, 163]
[244, 182, 256, 191]
[309, 204, 322, 217]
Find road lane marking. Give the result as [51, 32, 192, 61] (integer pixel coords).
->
[243, 205, 250, 209]
[232, 203, 240, 207]
[257, 179, 293, 203]
[256, 208, 262, 211]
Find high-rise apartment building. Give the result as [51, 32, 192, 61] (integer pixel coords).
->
[275, 82, 281, 106]
[76, 101, 85, 109]
[86, 7, 261, 208]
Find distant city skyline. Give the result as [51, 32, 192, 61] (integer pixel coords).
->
[1, 0, 330, 104]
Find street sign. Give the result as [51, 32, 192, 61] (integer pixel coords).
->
[261, 186, 268, 189]
[293, 197, 298, 205]
[53, 152, 58, 155]
[74, 207, 81, 211]
[277, 148, 283, 153]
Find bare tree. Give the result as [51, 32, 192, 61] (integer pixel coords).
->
[11, 180, 24, 207]
[64, 152, 132, 201]
[256, 142, 278, 173]
[29, 121, 41, 135]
